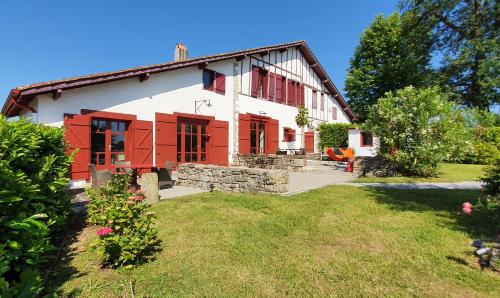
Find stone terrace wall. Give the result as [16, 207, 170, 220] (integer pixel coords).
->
[177, 164, 289, 194]
[353, 156, 398, 177]
[233, 154, 306, 171]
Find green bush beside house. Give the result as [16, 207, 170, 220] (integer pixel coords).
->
[364, 86, 468, 177]
[0, 117, 73, 297]
[317, 123, 354, 151]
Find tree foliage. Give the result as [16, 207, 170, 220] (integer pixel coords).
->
[345, 12, 433, 121]
[400, 0, 499, 109]
[365, 87, 467, 176]
[295, 105, 310, 128]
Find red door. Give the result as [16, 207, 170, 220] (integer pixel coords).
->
[304, 131, 315, 153]
[90, 119, 129, 170]
[250, 120, 266, 154]
[176, 118, 209, 163]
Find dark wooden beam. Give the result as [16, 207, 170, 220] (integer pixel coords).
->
[139, 73, 150, 82]
[198, 62, 209, 69]
[260, 51, 269, 57]
[279, 48, 287, 53]
[236, 55, 245, 61]
[322, 79, 329, 83]
[52, 88, 62, 100]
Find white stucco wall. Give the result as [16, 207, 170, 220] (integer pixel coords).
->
[28, 46, 351, 161]
[348, 129, 379, 157]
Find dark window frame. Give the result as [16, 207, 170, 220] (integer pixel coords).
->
[203, 69, 225, 94]
[360, 131, 373, 147]
[282, 127, 296, 142]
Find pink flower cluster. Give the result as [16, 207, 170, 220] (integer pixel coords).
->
[97, 227, 113, 236]
[462, 202, 473, 215]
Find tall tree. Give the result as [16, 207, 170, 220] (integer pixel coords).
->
[345, 12, 433, 121]
[400, 0, 499, 110]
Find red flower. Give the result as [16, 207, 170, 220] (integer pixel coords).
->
[462, 202, 473, 215]
[134, 195, 144, 201]
[97, 227, 113, 236]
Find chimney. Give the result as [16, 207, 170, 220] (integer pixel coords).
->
[174, 43, 188, 61]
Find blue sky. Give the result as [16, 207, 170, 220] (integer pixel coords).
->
[0, 1, 398, 106]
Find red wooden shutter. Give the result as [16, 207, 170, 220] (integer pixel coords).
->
[155, 113, 178, 167]
[268, 72, 276, 101]
[262, 70, 268, 99]
[64, 114, 91, 180]
[211, 120, 229, 166]
[291, 129, 296, 142]
[215, 72, 225, 94]
[133, 120, 153, 171]
[282, 77, 287, 104]
[332, 107, 338, 120]
[287, 80, 294, 106]
[276, 75, 283, 103]
[267, 118, 279, 154]
[238, 113, 251, 154]
[312, 91, 317, 109]
[301, 85, 305, 106]
[251, 66, 260, 97]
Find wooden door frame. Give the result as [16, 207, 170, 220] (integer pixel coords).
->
[246, 113, 272, 155]
[82, 109, 136, 171]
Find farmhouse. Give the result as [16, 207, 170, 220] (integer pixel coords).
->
[1, 41, 354, 182]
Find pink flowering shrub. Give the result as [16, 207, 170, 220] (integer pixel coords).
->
[86, 174, 158, 268]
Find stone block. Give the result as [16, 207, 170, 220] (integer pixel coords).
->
[138, 173, 159, 204]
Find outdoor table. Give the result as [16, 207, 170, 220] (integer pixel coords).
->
[114, 164, 160, 186]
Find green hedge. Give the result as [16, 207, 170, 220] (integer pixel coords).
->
[317, 123, 354, 150]
[0, 117, 72, 296]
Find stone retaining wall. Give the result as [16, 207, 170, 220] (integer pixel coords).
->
[177, 164, 289, 194]
[353, 156, 398, 177]
[233, 154, 306, 171]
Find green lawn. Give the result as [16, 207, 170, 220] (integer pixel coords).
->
[354, 163, 488, 183]
[48, 186, 499, 297]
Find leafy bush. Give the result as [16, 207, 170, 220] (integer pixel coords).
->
[478, 159, 500, 229]
[364, 86, 467, 176]
[317, 123, 353, 150]
[0, 116, 72, 296]
[456, 109, 500, 165]
[468, 127, 500, 165]
[86, 174, 158, 268]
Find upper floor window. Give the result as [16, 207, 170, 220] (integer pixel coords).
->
[283, 127, 296, 142]
[203, 69, 225, 94]
[320, 93, 325, 111]
[312, 91, 317, 110]
[251, 66, 268, 99]
[361, 132, 373, 147]
[332, 107, 338, 120]
[287, 80, 304, 107]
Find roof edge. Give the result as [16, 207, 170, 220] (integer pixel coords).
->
[1, 41, 356, 120]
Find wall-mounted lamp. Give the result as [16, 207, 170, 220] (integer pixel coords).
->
[195, 99, 212, 114]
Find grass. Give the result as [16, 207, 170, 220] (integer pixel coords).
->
[354, 163, 488, 183]
[48, 186, 499, 297]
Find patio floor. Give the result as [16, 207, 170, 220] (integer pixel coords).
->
[283, 161, 355, 196]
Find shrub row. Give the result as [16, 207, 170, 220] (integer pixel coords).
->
[317, 123, 354, 150]
[0, 117, 72, 296]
